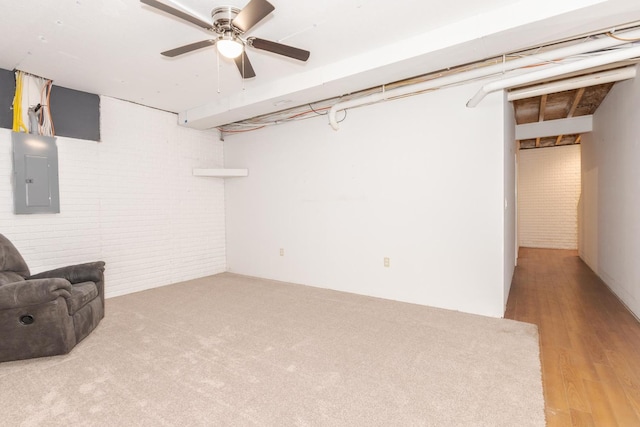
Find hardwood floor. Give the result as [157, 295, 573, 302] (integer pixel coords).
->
[505, 247, 640, 427]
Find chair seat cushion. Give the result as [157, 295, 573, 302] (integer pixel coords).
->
[67, 282, 98, 315]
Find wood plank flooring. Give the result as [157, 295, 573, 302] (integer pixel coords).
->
[505, 248, 640, 427]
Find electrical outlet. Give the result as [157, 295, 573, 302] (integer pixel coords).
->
[384, 257, 390, 267]
[280, 248, 284, 256]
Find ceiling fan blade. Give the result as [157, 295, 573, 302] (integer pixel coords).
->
[234, 52, 257, 79]
[232, 0, 275, 33]
[140, 0, 213, 30]
[249, 38, 310, 62]
[161, 40, 216, 57]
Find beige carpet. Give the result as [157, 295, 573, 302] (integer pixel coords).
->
[0, 273, 544, 426]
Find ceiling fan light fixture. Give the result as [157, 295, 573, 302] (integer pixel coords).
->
[143, 0, 310, 79]
[217, 34, 244, 59]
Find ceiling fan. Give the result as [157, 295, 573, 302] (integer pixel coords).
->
[140, 0, 310, 79]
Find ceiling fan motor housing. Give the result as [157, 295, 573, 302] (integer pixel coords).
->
[211, 6, 242, 34]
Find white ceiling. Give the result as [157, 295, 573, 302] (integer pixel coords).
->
[1, 0, 640, 129]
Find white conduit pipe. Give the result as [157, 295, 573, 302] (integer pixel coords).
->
[507, 66, 637, 101]
[467, 43, 640, 107]
[328, 28, 640, 130]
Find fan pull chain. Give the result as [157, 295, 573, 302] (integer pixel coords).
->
[216, 48, 221, 94]
[242, 52, 246, 91]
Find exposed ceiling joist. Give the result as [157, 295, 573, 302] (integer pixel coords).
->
[555, 86, 586, 144]
[536, 95, 547, 147]
[568, 87, 586, 117]
[513, 68, 622, 150]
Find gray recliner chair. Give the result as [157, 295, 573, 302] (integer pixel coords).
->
[0, 234, 105, 362]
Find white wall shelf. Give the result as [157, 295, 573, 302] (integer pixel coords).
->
[192, 168, 248, 178]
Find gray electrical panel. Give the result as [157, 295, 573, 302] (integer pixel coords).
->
[12, 132, 60, 214]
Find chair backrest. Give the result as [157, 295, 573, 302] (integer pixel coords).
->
[0, 234, 30, 279]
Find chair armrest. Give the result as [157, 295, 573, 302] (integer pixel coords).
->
[0, 278, 72, 310]
[29, 261, 105, 284]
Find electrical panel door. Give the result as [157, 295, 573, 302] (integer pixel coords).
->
[25, 154, 52, 207]
[12, 132, 60, 214]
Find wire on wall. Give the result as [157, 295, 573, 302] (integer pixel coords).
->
[12, 72, 28, 133]
[215, 52, 535, 134]
[12, 70, 55, 136]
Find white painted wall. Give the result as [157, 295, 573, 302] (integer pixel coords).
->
[580, 66, 640, 318]
[225, 82, 510, 317]
[0, 97, 226, 297]
[503, 93, 517, 308]
[518, 144, 581, 249]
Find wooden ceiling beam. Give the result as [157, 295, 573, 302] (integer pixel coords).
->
[568, 87, 585, 118]
[536, 95, 547, 148]
[553, 87, 586, 147]
[539, 94, 547, 121]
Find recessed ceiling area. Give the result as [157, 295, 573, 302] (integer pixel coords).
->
[1, 0, 640, 129]
[514, 83, 612, 149]
[511, 62, 639, 150]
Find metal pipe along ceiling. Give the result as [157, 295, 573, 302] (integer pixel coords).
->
[327, 28, 640, 130]
[467, 44, 640, 107]
[506, 66, 637, 101]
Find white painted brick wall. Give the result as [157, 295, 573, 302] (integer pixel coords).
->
[518, 144, 581, 249]
[0, 96, 226, 297]
[0, 135, 102, 269]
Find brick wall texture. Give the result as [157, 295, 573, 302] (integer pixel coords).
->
[518, 144, 581, 250]
[0, 96, 226, 297]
